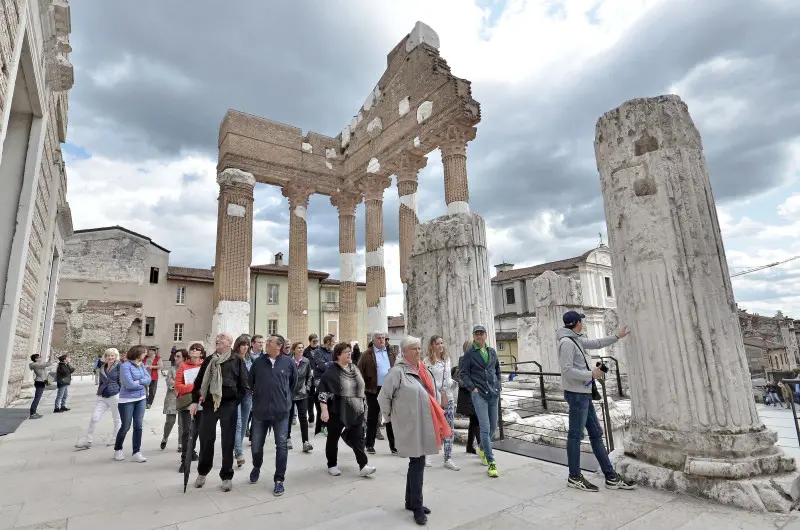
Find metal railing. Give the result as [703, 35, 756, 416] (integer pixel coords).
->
[782, 378, 800, 446]
[593, 355, 625, 398]
[498, 362, 614, 454]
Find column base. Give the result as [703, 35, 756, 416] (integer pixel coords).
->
[610, 451, 800, 513]
[211, 301, 250, 343]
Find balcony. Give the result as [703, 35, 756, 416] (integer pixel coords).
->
[322, 301, 339, 312]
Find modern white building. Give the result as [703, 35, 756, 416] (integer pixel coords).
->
[0, 0, 75, 405]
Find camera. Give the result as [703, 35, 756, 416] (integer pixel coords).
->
[596, 361, 609, 374]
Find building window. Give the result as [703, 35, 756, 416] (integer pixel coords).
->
[268, 319, 278, 335]
[145, 317, 155, 337]
[326, 291, 337, 303]
[505, 288, 516, 305]
[267, 284, 279, 304]
[173, 323, 184, 342]
[149, 267, 159, 284]
[498, 343, 505, 351]
[604, 277, 614, 298]
[176, 286, 186, 305]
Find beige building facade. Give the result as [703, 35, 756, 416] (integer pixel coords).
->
[0, 0, 75, 404]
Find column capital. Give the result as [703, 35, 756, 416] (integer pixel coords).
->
[387, 152, 427, 184]
[217, 168, 256, 188]
[281, 182, 315, 209]
[330, 189, 362, 216]
[360, 175, 392, 202]
[437, 122, 477, 157]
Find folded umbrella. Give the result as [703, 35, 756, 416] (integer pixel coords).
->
[183, 415, 196, 493]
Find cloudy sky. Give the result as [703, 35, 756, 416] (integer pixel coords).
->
[63, 0, 800, 318]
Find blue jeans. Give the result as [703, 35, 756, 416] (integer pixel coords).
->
[235, 393, 253, 457]
[115, 399, 146, 454]
[565, 391, 615, 480]
[250, 416, 289, 482]
[471, 391, 498, 463]
[54, 385, 69, 409]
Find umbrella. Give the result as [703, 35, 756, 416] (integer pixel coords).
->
[183, 415, 197, 493]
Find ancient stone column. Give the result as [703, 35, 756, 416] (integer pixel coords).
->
[596, 95, 795, 511]
[361, 175, 391, 334]
[330, 190, 361, 344]
[212, 169, 255, 338]
[396, 153, 427, 322]
[282, 183, 314, 343]
[439, 122, 476, 215]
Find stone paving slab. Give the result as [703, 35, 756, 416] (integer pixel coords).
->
[1, 381, 798, 529]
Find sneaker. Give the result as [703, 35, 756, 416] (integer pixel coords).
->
[146, 404, 151, 409]
[425, 456, 432, 467]
[328, 466, 341, 476]
[366, 446, 376, 455]
[273, 482, 285, 496]
[132, 452, 147, 463]
[391, 448, 399, 455]
[61, 407, 70, 412]
[53, 408, 62, 413]
[406, 505, 432, 515]
[322, 426, 328, 437]
[236, 455, 245, 468]
[221, 479, 232, 492]
[477, 447, 488, 466]
[443, 458, 460, 471]
[287, 439, 293, 450]
[606, 477, 637, 490]
[359, 465, 376, 477]
[466, 447, 477, 455]
[376, 429, 385, 441]
[113, 450, 125, 461]
[160, 439, 167, 450]
[567, 475, 599, 492]
[302, 441, 313, 453]
[195, 475, 206, 488]
[29, 413, 42, 419]
[487, 461, 499, 478]
[75, 440, 92, 450]
[250, 467, 260, 484]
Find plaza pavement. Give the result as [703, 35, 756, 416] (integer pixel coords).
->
[1, 379, 799, 530]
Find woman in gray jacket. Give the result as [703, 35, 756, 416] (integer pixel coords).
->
[28, 353, 51, 419]
[288, 341, 313, 453]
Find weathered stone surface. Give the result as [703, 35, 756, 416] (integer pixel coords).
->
[406, 213, 495, 365]
[52, 299, 142, 345]
[603, 308, 628, 372]
[516, 316, 538, 364]
[210, 300, 250, 345]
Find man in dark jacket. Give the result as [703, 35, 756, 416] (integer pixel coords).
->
[190, 332, 249, 492]
[249, 334, 296, 497]
[312, 334, 335, 433]
[357, 331, 397, 454]
[459, 325, 501, 478]
[54, 354, 75, 412]
[303, 333, 319, 424]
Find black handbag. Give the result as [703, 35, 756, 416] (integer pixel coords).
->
[565, 337, 603, 401]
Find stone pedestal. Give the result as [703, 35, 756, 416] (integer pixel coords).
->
[516, 316, 538, 364]
[212, 169, 255, 339]
[595, 94, 798, 512]
[406, 213, 495, 366]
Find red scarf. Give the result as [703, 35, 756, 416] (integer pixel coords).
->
[410, 361, 452, 448]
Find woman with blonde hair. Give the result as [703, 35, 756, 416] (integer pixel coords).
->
[75, 348, 123, 450]
[423, 335, 458, 471]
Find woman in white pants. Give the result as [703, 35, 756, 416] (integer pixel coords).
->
[75, 348, 123, 449]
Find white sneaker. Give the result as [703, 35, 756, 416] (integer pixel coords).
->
[195, 475, 206, 488]
[359, 465, 376, 477]
[328, 466, 342, 476]
[132, 452, 147, 463]
[75, 440, 92, 450]
[425, 456, 432, 467]
[113, 450, 125, 461]
[444, 458, 460, 471]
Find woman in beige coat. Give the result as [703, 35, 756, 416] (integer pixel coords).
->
[378, 335, 451, 527]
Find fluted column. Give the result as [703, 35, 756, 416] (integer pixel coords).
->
[361, 175, 392, 335]
[212, 169, 256, 338]
[395, 153, 427, 328]
[595, 95, 786, 478]
[330, 190, 362, 343]
[282, 183, 314, 343]
[439, 122, 477, 215]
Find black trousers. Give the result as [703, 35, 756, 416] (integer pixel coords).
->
[147, 379, 159, 406]
[197, 401, 238, 480]
[180, 409, 201, 463]
[307, 382, 316, 422]
[467, 414, 481, 451]
[406, 456, 425, 515]
[288, 399, 309, 443]
[30, 381, 45, 415]
[326, 413, 368, 469]
[366, 389, 395, 450]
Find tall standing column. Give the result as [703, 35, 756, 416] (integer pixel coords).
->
[439, 122, 476, 215]
[595, 95, 795, 511]
[282, 183, 314, 343]
[396, 153, 427, 324]
[330, 190, 362, 344]
[361, 175, 391, 335]
[212, 168, 256, 339]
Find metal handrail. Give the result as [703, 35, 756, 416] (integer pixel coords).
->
[593, 355, 625, 398]
[782, 378, 800, 447]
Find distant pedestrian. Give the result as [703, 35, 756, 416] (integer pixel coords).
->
[232, 334, 252, 467]
[76, 348, 122, 449]
[161, 349, 186, 451]
[312, 334, 335, 436]
[303, 334, 319, 424]
[28, 353, 50, 419]
[288, 341, 313, 453]
[423, 335, 458, 471]
[54, 354, 75, 413]
[145, 348, 161, 409]
[114, 345, 152, 463]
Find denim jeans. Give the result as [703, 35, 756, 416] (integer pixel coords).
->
[250, 416, 289, 482]
[54, 385, 69, 409]
[235, 393, 253, 457]
[115, 398, 146, 454]
[564, 390, 615, 480]
[471, 391, 498, 463]
[30, 382, 45, 415]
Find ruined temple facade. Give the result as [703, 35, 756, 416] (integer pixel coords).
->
[213, 22, 490, 351]
[0, 0, 74, 405]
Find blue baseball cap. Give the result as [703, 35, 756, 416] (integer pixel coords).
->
[562, 311, 586, 325]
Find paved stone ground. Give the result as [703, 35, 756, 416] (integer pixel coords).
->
[1, 380, 799, 529]
[758, 403, 800, 463]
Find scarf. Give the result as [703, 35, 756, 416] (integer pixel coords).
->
[200, 350, 231, 411]
[411, 360, 452, 448]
